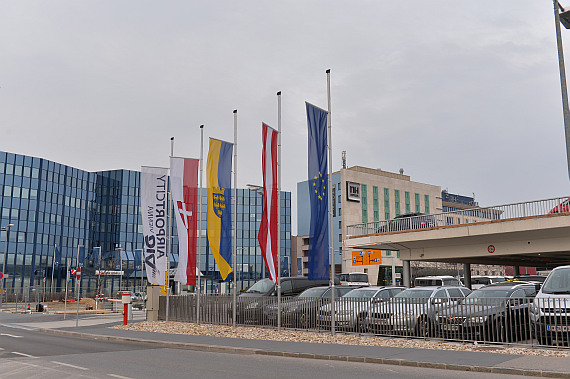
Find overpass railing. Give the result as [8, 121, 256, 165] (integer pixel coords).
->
[346, 196, 570, 237]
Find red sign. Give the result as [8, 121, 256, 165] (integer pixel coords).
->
[76, 267, 82, 280]
[488, 245, 495, 254]
[71, 268, 76, 276]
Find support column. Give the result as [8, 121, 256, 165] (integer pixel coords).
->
[402, 260, 411, 288]
[513, 266, 520, 277]
[463, 263, 472, 289]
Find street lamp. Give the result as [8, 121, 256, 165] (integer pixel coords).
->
[553, 1, 570, 179]
[1, 223, 14, 308]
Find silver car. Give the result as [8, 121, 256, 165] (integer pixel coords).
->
[317, 286, 405, 332]
[373, 286, 470, 337]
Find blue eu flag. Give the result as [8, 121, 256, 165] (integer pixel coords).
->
[306, 102, 329, 280]
[77, 245, 85, 268]
[54, 245, 61, 266]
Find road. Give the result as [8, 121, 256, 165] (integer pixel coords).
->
[0, 322, 523, 378]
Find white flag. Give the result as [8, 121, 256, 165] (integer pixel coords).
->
[141, 166, 168, 285]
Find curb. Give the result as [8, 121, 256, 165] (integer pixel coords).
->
[37, 328, 570, 378]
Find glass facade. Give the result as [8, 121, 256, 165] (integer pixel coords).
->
[0, 151, 291, 295]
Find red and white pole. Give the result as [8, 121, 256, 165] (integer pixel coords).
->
[121, 291, 131, 325]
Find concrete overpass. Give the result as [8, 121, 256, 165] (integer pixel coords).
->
[345, 196, 570, 286]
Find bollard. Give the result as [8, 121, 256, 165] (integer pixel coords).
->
[121, 291, 132, 326]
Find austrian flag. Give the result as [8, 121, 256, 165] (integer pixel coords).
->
[170, 157, 199, 286]
[258, 123, 279, 283]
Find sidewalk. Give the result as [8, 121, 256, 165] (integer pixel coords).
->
[11, 312, 570, 378]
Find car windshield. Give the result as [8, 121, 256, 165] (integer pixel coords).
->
[463, 289, 511, 305]
[343, 288, 377, 298]
[299, 287, 328, 298]
[542, 268, 570, 294]
[394, 289, 433, 304]
[348, 273, 368, 283]
[245, 278, 274, 294]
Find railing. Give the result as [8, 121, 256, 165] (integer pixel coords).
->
[160, 294, 570, 349]
[346, 196, 570, 237]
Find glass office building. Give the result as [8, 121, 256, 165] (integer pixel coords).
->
[0, 151, 291, 296]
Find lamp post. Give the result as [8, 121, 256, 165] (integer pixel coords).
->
[553, 1, 570, 179]
[1, 223, 14, 308]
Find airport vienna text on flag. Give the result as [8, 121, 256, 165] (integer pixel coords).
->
[258, 123, 279, 283]
[171, 157, 199, 286]
[306, 102, 330, 280]
[141, 166, 168, 285]
[77, 246, 85, 268]
[54, 245, 61, 266]
[206, 138, 233, 281]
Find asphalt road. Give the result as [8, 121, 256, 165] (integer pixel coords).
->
[0, 323, 523, 379]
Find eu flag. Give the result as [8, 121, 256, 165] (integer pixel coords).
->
[77, 245, 85, 268]
[54, 245, 61, 266]
[306, 102, 329, 280]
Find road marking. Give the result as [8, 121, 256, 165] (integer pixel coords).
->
[0, 323, 37, 331]
[50, 361, 89, 371]
[0, 333, 22, 338]
[108, 374, 134, 379]
[12, 351, 36, 358]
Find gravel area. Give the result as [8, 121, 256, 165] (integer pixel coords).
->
[115, 321, 569, 358]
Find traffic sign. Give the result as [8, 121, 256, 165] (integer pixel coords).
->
[76, 267, 81, 280]
[0, 272, 3, 280]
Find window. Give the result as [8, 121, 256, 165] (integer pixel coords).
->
[373, 186, 379, 222]
[394, 190, 400, 216]
[424, 195, 430, 213]
[415, 193, 420, 213]
[384, 188, 390, 220]
[361, 184, 368, 222]
[405, 191, 410, 214]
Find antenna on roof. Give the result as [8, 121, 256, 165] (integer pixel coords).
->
[342, 151, 346, 169]
[399, 168, 404, 175]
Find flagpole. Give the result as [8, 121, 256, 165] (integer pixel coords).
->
[64, 259, 68, 320]
[326, 68, 336, 336]
[166, 137, 174, 322]
[197, 124, 204, 324]
[277, 91, 282, 331]
[232, 109, 238, 328]
[51, 244, 56, 296]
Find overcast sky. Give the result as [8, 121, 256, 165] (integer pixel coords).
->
[2, 1, 570, 234]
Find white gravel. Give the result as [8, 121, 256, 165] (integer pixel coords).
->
[115, 321, 569, 358]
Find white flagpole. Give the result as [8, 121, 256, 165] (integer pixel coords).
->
[51, 244, 56, 295]
[197, 124, 204, 324]
[166, 137, 174, 322]
[64, 259, 69, 320]
[327, 69, 336, 335]
[232, 109, 238, 328]
[277, 91, 282, 331]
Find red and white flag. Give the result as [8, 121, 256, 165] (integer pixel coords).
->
[170, 157, 199, 286]
[258, 123, 279, 283]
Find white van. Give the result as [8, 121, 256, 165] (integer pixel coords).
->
[414, 275, 463, 287]
[530, 265, 570, 345]
[469, 275, 509, 289]
[336, 272, 370, 286]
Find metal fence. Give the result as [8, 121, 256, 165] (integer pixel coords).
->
[346, 196, 570, 236]
[159, 294, 570, 348]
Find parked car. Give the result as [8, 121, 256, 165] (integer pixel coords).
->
[263, 285, 357, 328]
[376, 286, 470, 337]
[376, 212, 437, 233]
[436, 282, 536, 342]
[233, 277, 337, 325]
[531, 265, 570, 345]
[466, 275, 510, 290]
[317, 286, 405, 332]
[414, 276, 463, 287]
